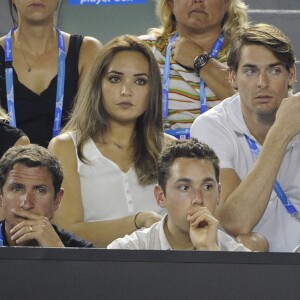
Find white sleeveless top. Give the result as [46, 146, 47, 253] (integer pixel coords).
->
[69, 132, 164, 222]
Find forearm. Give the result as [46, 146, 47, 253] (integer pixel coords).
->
[219, 126, 291, 234]
[58, 211, 161, 248]
[199, 59, 234, 100]
[62, 214, 139, 248]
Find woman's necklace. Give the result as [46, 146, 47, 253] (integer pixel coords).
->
[18, 38, 32, 72]
[17, 33, 55, 73]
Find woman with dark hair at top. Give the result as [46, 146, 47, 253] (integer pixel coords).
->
[48, 35, 175, 247]
[0, 0, 102, 147]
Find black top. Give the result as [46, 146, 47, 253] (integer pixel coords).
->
[0, 121, 26, 158]
[0, 220, 95, 248]
[0, 35, 83, 147]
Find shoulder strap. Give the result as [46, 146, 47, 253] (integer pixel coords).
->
[66, 35, 84, 75]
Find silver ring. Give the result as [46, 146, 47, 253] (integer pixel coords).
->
[29, 226, 33, 232]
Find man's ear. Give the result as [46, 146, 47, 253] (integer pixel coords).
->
[217, 183, 221, 206]
[154, 184, 166, 208]
[288, 64, 297, 89]
[229, 69, 238, 90]
[54, 188, 64, 211]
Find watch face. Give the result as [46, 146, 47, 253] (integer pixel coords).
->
[194, 54, 210, 73]
[196, 55, 208, 67]
[198, 56, 207, 65]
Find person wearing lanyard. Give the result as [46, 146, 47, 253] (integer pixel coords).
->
[191, 23, 300, 252]
[0, 0, 102, 147]
[140, 0, 248, 139]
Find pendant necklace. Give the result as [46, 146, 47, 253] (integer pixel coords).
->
[17, 38, 32, 72]
[17, 33, 55, 73]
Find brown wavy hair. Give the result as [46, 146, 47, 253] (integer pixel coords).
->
[227, 23, 296, 72]
[63, 35, 164, 185]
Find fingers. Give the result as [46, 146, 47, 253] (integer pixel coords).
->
[10, 221, 63, 247]
[10, 215, 50, 235]
[11, 208, 42, 220]
[10, 224, 43, 244]
[188, 207, 219, 251]
[187, 207, 218, 228]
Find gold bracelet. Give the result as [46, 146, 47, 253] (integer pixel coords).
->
[134, 212, 142, 229]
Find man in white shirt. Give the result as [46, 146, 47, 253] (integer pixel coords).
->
[108, 139, 252, 251]
[191, 23, 300, 252]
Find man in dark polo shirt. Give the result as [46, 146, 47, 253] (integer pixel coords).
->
[0, 144, 94, 248]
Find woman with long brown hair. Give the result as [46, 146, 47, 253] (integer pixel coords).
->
[48, 35, 174, 247]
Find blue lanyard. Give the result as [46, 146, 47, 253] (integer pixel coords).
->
[0, 223, 3, 246]
[245, 135, 300, 219]
[4, 27, 66, 137]
[200, 32, 224, 113]
[162, 32, 224, 118]
[162, 33, 178, 119]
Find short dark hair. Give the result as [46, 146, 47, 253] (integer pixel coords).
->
[227, 23, 296, 72]
[158, 138, 220, 195]
[0, 144, 63, 196]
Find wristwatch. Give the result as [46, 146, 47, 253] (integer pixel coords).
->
[194, 53, 211, 75]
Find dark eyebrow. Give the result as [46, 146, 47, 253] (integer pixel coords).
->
[8, 182, 23, 187]
[106, 70, 149, 77]
[175, 177, 216, 184]
[241, 64, 256, 68]
[106, 70, 123, 75]
[33, 185, 48, 190]
[241, 62, 285, 69]
[268, 63, 285, 68]
[175, 178, 192, 184]
[134, 73, 149, 77]
[202, 177, 217, 183]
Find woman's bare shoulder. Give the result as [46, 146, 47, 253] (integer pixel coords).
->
[14, 135, 30, 147]
[48, 132, 75, 153]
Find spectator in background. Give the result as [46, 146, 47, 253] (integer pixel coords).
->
[48, 35, 175, 247]
[140, 0, 248, 139]
[0, 0, 102, 147]
[0, 144, 94, 248]
[191, 23, 299, 252]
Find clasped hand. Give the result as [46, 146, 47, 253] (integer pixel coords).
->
[171, 36, 205, 69]
[9, 208, 64, 248]
[187, 206, 219, 251]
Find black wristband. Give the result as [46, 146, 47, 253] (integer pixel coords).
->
[134, 212, 142, 229]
